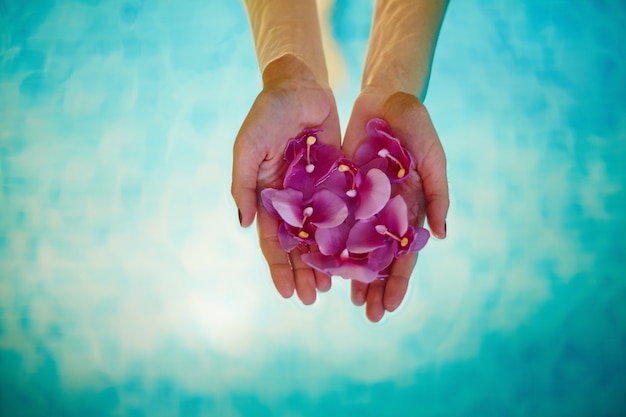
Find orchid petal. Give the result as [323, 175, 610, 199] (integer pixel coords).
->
[379, 195, 409, 236]
[353, 137, 381, 167]
[316, 168, 351, 199]
[366, 118, 392, 137]
[283, 151, 316, 196]
[278, 222, 299, 252]
[346, 219, 387, 253]
[271, 188, 305, 227]
[368, 245, 395, 272]
[329, 263, 380, 283]
[315, 223, 349, 256]
[310, 189, 348, 228]
[355, 168, 391, 219]
[301, 253, 379, 284]
[260, 188, 280, 219]
[408, 226, 430, 253]
[284, 129, 322, 163]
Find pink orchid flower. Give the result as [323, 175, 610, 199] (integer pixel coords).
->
[283, 131, 344, 196]
[260, 187, 349, 251]
[346, 195, 430, 258]
[301, 220, 395, 284]
[319, 159, 392, 220]
[353, 118, 413, 183]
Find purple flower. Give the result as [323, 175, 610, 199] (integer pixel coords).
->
[283, 131, 344, 195]
[354, 118, 413, 182]
[319, 160, 391, 220]
[259, 120, 429, 283]
[302, 221, 395, 283]
[261, 187, 349, 252]
[346, 195, 430, 257]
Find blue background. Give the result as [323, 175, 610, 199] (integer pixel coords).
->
[1, 0, 625, 415]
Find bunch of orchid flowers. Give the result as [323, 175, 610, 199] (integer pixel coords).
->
[261, 118, 430, 284]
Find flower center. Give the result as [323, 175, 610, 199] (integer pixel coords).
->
[338, 163, 357, 197]
[377, 148, 406, 178]
[375, 224, 409, 247]
[305, 136, 316, 173]
[296, 207, 314, 239]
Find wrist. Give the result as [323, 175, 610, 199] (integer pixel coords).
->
[262, 54, 328, 88]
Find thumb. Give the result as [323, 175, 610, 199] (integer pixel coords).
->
[231, 136, 264, 228]
[342, 94, 384, 158]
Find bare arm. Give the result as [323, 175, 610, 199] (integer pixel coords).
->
[362, 0, 448, 100]
[243, 0, 328, 83]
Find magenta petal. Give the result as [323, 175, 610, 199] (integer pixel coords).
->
[379, 195, 409, 236]
[301, 253, 379, 283]
[408, 226, 430, 252]
[353, 137, 380, 167]
[354, 168, 391, 219]
[260, 188, 280, 219]
[271, 188, 304, 227]
[300, 252, 341, 276]
[346, 219, 387, 253]
[284, 129, 322, 163]
[366, 118, 392, 137]
[368, 245, 395, 272]
[278, 222, 299, 252]
[330, 263, 380, 283]
[283, 152, 317, 197]
[310, 189, 348, 228]
[315, 223, 349, 256]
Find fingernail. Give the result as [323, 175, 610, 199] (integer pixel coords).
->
[238, 209, 242, 226]
[444, 220, 447, 236]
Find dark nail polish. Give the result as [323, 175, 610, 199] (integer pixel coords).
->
[444, 221, 447, 236]
[238, 209, 242, 226]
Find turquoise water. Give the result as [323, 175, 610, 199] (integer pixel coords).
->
[1, 0, 625, 415]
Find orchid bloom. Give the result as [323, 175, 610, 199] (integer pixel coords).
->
[346, 195, 430, 258]
[259, 119, 429, 283]
[353, 118, 413, 183]
[301, 221, 395, 284]
[320, 159, 392, 220]
[260, 187, 349, 251]
[283, 131, 344, 194]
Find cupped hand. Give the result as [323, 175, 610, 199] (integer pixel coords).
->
[231, 55, 341, 305]
[342, 89, 449, 322]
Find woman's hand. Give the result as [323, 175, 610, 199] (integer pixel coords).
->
[342, 89, 449, 322]
[231, 55, 342, 305]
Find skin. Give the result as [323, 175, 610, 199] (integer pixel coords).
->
[232, 0, 449, 321]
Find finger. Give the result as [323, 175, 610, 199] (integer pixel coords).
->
[383, 253, 417, 312]
[365, 279, 386, 323]
[315, 271, 332, 292]
[351, 280, 368, 306]
[289, 247, 318, 305]
[256, 207, 295, 299]
[306, 244, 332, 292]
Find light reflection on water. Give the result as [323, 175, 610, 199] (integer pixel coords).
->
[0, 0, 625, 415]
